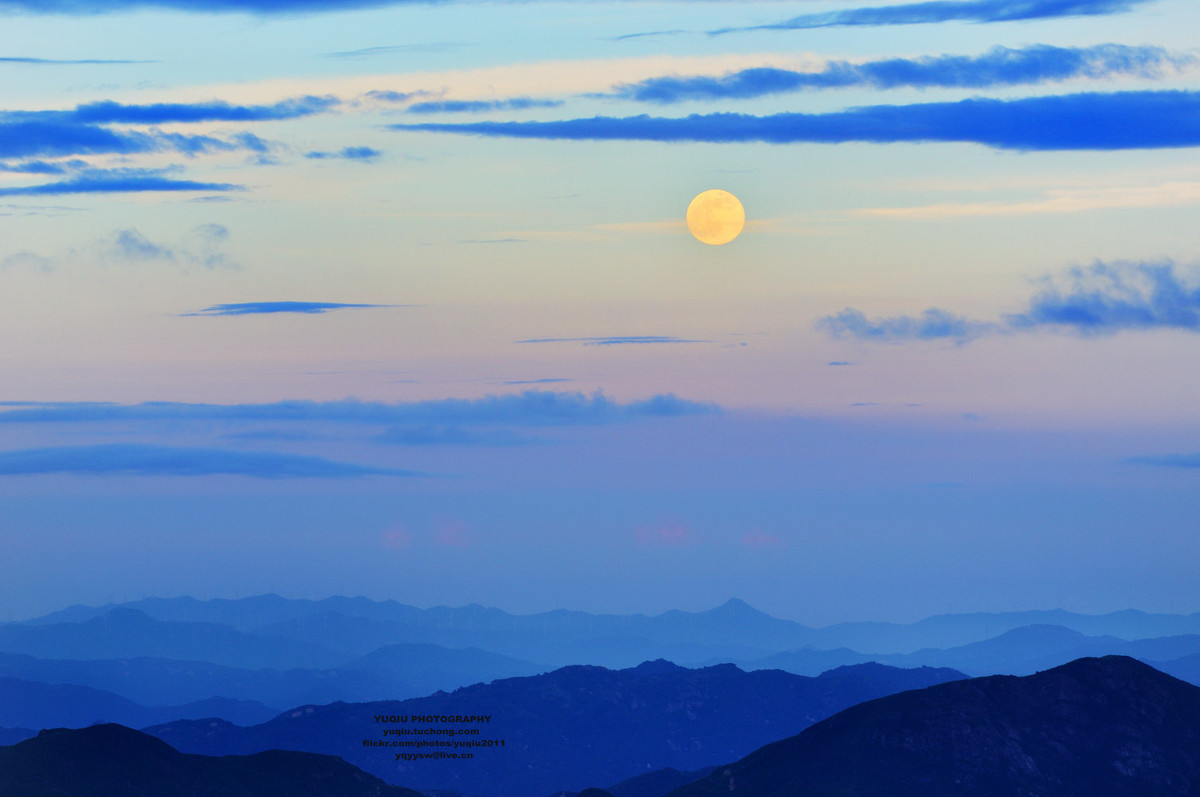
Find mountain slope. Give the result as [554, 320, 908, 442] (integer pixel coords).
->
[0, 723, 425, 797]
[668, 656, 1200, 797]
[148, 660, 964, 797]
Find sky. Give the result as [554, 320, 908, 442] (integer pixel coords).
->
[1, 0, 1198, 626]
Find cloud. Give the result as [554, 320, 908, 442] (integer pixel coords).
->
[819, 260, 1200, 342]
[329, 43, 465, 58]
[503, 378, 571, 385]
[392, 90, 1200, 152]
[62, 96, 337, 123]
[0, 97, 328, 167]
[827, 361, 855, 366]
[99, 224, 234, 268]
[0, 0, 429, 12]
[183, 300, 398, 316]
[818, 308, 997, 342]
[0, 56, 153, 64]
[1006, 260, 1200, 333]
[377, 425, 531, 446]
[636, 521, 693, 547]
[363, 89, 434, 103]
[0, 158, 88, 174]
[0, 391, 719, 426]
[712, 0, 1152, 34]
[0, 171, 242, 196]
[406, 98, 563, 114]
[305, 146, 382, 161]
[1128, 453, 1200, 469]
[742, 530, 783, 548]
[0, 444, 418, 478]
[517, 336, 709, 345]
[609, 45, 1186, 104]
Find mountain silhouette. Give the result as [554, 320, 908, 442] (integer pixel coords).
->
[148, 659, 963, 797]
[668, 656, 1200, 797]
[0, 723, 425, 797]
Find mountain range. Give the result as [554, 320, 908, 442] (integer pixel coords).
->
[147, 659, 964, 797]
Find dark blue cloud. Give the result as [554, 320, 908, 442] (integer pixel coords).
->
[517, 336, 709, 345]
[62, 96, 336, 123]
[0, 392, 718, 426]
[712, 0, 1151, 34]
[0, 97, 328, 162]
[612, 45, 1183, 104]
[0, 122, 250, 160]
[819, 261, 1200, 342]
[0, 158, 87, 174]
[407, 98, 563, 114]
[1006, 260, 1200, 333]
[305, 146, 382, 161]
[817, 308, 995, 342]
[827, 361, 855, 366]
[392, 90, 1200, 152]
[0, 444, 418, 478]
[183, 301, 399, 315]
[0, 170, 241, 196]
[503, 378, 571, 385]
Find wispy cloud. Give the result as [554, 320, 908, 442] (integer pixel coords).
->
[393, 90, 1200, 152]
[517, 336, 709, 345]
[818, 260, 1200, 342]
[1128, 453, 1200, 469]
[183, 301, 400, 315]
[304, 146, 381, 161]
[503, 378, 571, 385]
[327, 42, 466, 58]
[0, 392, 719, 426]
[609, 45, 1186, 104]
[0, 444, 419, 478]
[0, 56, 153, 64]
[407, 98, 563, 114]
[818, 308, 997, 342]
[377, 425, 531, 446]
[712, 0, 1152, 35]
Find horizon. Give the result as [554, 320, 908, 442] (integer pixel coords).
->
[10, 591, 1200, 629]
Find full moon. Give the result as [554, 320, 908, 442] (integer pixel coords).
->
[686, 189, 745, 245]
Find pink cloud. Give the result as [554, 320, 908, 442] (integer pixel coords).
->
[743, 530, 783, 549]
[636, 521, 693, 547]
[380, 527, 413, 550]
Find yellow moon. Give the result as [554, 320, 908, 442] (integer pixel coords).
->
[686, 189, 745, 245]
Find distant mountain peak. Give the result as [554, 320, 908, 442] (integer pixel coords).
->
[710, 598, 760, 614]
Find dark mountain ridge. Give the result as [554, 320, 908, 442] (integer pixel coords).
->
[0, 723, 425, 797]
[668, 656, 1200, 797]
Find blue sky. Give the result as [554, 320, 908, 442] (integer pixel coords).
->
[1, 0, 1198, 624]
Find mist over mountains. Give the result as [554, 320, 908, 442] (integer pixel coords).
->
[1, 595, 1199, 736]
